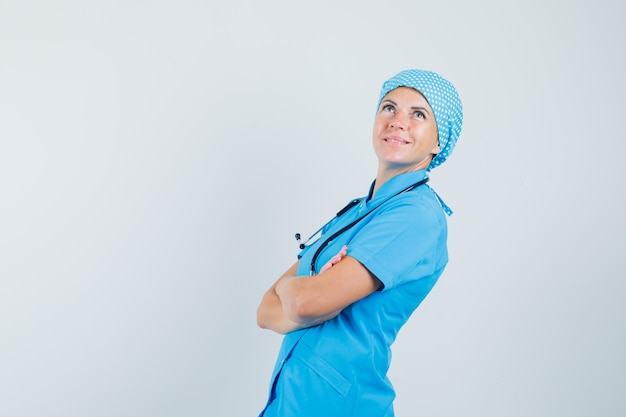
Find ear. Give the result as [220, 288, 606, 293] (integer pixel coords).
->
[431, 144, 441, 155]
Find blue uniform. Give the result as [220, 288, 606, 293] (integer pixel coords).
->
[259, 170, 449, 417]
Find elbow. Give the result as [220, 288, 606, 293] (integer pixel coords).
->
[283, 291, 319, 322]
[278, 277, 326, 323]
[257, 316, 272, 330]
[285, 294, 341, 328]
[256, 305, 270, 329]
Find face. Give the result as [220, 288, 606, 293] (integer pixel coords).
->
[372, 86, 440, 175]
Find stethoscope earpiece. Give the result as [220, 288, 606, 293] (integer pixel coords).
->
[294, 233, 307, 250]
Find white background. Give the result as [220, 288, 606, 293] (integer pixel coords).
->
[1, 1, 625, 416]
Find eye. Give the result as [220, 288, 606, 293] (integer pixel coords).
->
[413, 110, 426, 119]
[381, 104, 395, 113]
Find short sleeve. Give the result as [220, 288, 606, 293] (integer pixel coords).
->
[347, 196, 448, 290]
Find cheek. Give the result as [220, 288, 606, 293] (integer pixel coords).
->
[429, 129, 439, 146]
[421, 124, 439, 146]
[372, 116, 388, 135]
[371, 119, 382, 140]
[371, 122, 385, 151]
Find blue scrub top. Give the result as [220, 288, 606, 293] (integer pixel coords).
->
[260, 170, 449, 417]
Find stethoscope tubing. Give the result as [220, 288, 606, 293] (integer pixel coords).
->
[305, 177, 429, 275]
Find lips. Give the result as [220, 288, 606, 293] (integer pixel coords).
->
[384, 135, 410, 145]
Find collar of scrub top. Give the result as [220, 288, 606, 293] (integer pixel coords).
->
[365, 171, 453, 215]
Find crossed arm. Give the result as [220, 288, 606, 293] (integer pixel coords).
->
[256, 246, 382, 334]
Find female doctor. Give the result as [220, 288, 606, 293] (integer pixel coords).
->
[257, 69, 463, 417]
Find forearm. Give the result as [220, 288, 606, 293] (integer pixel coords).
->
[257, 249, 358, 333]
[257, 287, 307, 334]
[274, 253, 380, 323]
[275, 275, 343, 325]
[257, 262, 311, 334]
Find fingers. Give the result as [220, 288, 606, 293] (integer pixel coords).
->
[320, 246, 349, 273]
[330, 246, 348, 265]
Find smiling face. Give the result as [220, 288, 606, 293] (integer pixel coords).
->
[372, 86, 440, 179]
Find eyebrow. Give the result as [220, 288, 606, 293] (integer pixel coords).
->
[382, 99, 431, 115]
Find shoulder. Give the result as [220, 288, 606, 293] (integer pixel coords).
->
[377, 185, 447, 227]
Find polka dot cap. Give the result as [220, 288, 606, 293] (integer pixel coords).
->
[377, 69, 463, 170]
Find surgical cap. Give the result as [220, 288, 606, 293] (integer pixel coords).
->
[377, 69, 463, 170]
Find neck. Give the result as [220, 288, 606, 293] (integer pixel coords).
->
[373, 166, 420, 196]
[374, 157, 433, 196]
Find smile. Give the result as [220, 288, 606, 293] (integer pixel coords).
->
[384, 135, 410, 145]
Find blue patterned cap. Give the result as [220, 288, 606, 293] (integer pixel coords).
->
[377, 69, 463, 170]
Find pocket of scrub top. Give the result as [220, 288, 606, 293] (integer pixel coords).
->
[296, 344, 352, 397]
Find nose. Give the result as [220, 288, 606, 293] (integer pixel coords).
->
[390, 115, 407, 130]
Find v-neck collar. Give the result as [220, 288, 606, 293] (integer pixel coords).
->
[366, 170, 428, 203]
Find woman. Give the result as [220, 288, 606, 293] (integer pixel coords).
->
[257, 69, 463, 417]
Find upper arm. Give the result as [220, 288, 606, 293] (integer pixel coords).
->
[348, 199, 446, 290]
[283, 255, 381, 320]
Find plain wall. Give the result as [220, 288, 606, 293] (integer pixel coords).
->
[1, 1, 625, 416]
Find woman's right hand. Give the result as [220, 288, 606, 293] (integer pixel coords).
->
[319, 245, 348, 273]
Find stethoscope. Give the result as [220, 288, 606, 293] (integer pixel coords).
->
[295, 177, 429, 275]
